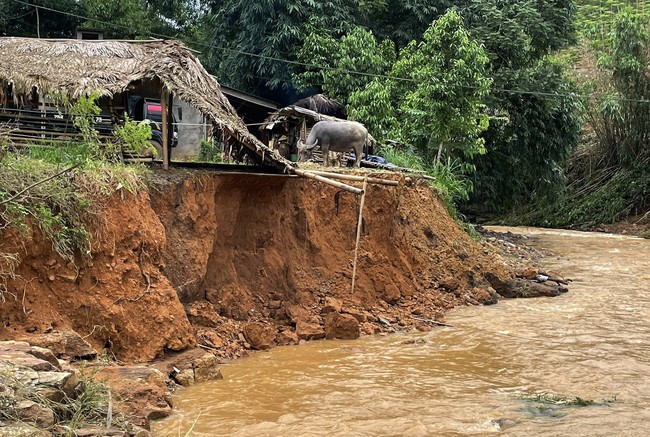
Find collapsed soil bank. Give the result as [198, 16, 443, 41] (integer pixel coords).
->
[1, 170, 519, 364]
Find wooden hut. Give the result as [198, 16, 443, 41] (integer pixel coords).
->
[260, 105, 376, 164]
[0, 37, 290, 170]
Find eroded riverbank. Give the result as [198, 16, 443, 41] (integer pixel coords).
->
[154, 227, 650, 436]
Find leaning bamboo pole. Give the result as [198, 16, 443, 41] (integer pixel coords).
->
[351, 178, 368, 295]
[291, 167, 364, 195]
[301, 169, 399, 186]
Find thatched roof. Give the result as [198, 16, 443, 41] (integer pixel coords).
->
[292, 94, 347, 119]
[0, 37, 290, 170]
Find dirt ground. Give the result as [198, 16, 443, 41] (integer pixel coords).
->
[0, 169, 526, 364]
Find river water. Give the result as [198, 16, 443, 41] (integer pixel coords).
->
[153, 228, 650, 436]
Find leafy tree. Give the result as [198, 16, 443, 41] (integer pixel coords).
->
[198, 0, 361, 101]
[456, 0, 583, 209]
[360, 0, 443, 49]
[472, 58, 583, 207]
[295, 27, 396, 106]
[52, 0, 202, 40]
[79, 0, 153, 39]
[391, 10, 492, 165]
[0, 0, 81, 38]
[592, 7, 650, 166]
[347, 78, 398, 141]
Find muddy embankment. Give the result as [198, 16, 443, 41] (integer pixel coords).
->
[0, 170, 565, 432]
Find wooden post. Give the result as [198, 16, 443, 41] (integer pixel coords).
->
[161, 88, 169, 169]
[167, 92, 173, 164]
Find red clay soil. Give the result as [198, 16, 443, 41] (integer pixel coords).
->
[0, 169, 515, 363]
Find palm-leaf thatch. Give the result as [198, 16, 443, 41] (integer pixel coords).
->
[0, 37, 290, 170]
[292, 94, 347, 119]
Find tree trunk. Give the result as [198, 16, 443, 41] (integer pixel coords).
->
[436, 139, 445, 164]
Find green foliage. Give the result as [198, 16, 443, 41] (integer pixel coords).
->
[296, 27, 396, 106]
[510, 162, 650, 228]
[114, 114, 153, 156]
[80, 0, 150, 38]
[576, 0, 649, 34]
[0, 144, 146, 267]
[427, 158, 475, 217]
[0, 155, 91, 263]
[348, 79, 398, 141]
[52, 90, 103, 155]
[198, 139, 222, 163]
[472, 57, 584, 209]
[378, 144, 425, 170]
[199, 0, 360, 99]
[0, 0, 81, 38]
[79, 0, 200, 39]
[391, 10, 492, 164]
[461, 0, 583, 211]
[590, 8, 650, 166]
[360, 0, 442, 49]
[514, 7, 650, 228]
[459, 0, 577, 69]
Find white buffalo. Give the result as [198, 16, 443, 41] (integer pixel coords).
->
[297, 120, 368, 167]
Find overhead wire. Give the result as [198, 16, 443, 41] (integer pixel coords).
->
[7, 0, 650, 104]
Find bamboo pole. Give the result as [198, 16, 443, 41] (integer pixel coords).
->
[351, 178, 368, 295]
[303, 169, 399, 186]
[291, 167, 364, 195]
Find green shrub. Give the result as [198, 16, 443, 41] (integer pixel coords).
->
[198, 139, 222, 162]
[114, 114, 153, 157]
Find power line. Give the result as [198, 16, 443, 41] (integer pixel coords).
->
[8, 0, 650, 105]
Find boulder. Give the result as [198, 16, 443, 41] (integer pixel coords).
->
[192, 353, 223, 383]
[276, 329, 299, 346]
[174, 369, 195, 387]
[295, 321, 325, 341]
[321, 297, 342, 314]
[185, 301, 221, 328]
[14, 399, 55, 427]
[153, 350, 223, 387]
[17, 331, 97, 360]
[324, 313, 360, 340]
[382, 283, 401, 304]
[152, 348, 206, 378]
[196, 329, 224, 349]
[342, 308, 368, 323]
[243, 322, 275, 350]
[492, 278, 568, 298]
[285, 304, 309, 325]
[0, 341, 61, 370]
[0, 351, 56, 372]
[96, 366, 172, 428]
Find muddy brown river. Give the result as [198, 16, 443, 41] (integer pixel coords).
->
[153, 228, 650, 436]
